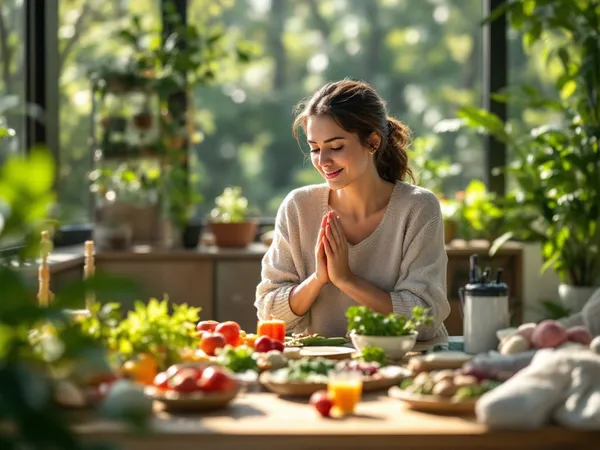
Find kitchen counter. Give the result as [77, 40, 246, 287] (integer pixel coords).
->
[26, 241, 524, 335]
[74, 391, 598, 450]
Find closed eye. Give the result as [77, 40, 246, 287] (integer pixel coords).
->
[309, 145, 344, 154]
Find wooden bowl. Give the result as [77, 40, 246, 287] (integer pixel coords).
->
[144, 385, 241, 412]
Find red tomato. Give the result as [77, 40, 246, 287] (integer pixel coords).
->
[215, 321, 241, 346]
[200, 332, 227, 356]
[153, 371, 171, 390]
[169, 368, 203, 393]
[254, 335, 274, 353]
[198, 366, 237, 392]
[310, 390, 334, 417]
[196, 320, 219, 332]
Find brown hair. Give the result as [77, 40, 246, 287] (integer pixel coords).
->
[292, 79, 414, 183]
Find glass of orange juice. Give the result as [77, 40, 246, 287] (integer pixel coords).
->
[257, 319, 286, 342]
[327, 370, 363, 416]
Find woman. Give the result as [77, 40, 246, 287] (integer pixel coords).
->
[255, 79, 450, 341]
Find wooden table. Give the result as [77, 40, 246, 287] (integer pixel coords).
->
[75, 391, 599, 450]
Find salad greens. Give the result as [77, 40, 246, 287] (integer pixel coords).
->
[216, 345, 258, 373]
[276, 357, 336, 382]
[346, 305, 433, 337]
[355, 345, 387, 366]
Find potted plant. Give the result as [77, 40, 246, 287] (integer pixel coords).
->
[209, 186, 258, 248]
[456, 0, 600, 311]
[439, 196, 462, 244]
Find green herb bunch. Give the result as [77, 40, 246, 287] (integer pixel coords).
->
[112, 296, 201, 369]
[346, 305, 433, 337]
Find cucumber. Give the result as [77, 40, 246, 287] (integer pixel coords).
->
[286, 335, 349, 347]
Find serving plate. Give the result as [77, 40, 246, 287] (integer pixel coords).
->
[298, 346, 355, 360]
[388, 386, 477, 415]
[144, 385, 241, 412]
[260, 365, 409, 397]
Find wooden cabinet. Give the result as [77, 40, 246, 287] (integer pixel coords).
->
[214, 260, 262, 332]
[96, 259, 214, 317]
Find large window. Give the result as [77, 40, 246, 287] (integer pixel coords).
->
[0, 0, 26, 164]
[7, 0, 502, 230]
[57, 0, 161, 223]
[188, 0, 485, 218]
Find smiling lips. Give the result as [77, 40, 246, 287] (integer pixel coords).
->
[324, 168, 343, 179]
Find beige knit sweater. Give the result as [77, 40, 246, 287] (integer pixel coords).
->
[254, 181, 450, 341]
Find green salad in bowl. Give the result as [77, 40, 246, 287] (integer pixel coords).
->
[346, 306, 433, 360]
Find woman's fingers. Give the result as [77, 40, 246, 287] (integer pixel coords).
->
[324, 235, 334, 257]
[326, 223, 337, 253]
[330, 215, 346, 248]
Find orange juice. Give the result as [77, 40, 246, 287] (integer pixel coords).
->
[327, 376, 363, 415]
[257, 319, 286, 342]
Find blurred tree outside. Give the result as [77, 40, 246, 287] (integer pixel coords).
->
[0, 0, 566, 225]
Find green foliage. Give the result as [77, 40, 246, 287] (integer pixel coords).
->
[410, 136, 462, 195]
[0, 147, 146, 448]
[87, 1, 255, 228]
[458, 0, 600, 286]
[111, 296, 201, 369]
[461, 180, 504, 241]
[355, 345, 387, 366]
[539, 299, 571, 320]
[210, 186, 251, 223]
[0, 147, 56, 260]
[215, 345, 258, 373]
[346, 305, 433, 337]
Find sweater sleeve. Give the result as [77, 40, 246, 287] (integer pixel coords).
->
[390, 196, 450, 340]
[254, 196, 305, 330]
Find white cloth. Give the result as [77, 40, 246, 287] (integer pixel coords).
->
[476, 347, 600, 430]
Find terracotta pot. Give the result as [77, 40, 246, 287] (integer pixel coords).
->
[209, 221, 258, 248]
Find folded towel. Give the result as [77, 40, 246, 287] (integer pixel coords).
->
[476, 347, 600, 430]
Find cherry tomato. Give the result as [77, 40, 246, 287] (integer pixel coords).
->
[254, 336, 274, 353]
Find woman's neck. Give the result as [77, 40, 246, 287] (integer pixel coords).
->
[329, 173, 395, 219]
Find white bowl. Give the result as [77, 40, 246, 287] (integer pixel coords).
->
[350, 331, 418, 360]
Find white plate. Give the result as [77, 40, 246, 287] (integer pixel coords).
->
[299, 346, 355, 359]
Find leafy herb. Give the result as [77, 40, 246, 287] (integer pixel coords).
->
[346, 305, 433, 337]
[216, 345, 258, 373]
[356, 345, 387, 366]
[112, 296, 201, 369]
[279, 357, 336, 381]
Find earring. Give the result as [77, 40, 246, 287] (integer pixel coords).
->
[369, 146, 377, 155]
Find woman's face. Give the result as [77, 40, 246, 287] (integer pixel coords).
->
[306, 115, 375, 190]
